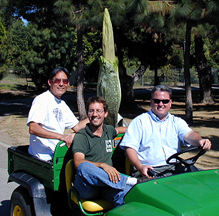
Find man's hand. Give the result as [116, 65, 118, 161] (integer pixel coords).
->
[199, 139, 212, 150]
[139, 164, 154, 178]
[60, 133, 76, 148]
[184, 131, 212, 151]
[74, 153, 121, 183]
[100, 163, 121, 183]
[125, 147, 154, 178]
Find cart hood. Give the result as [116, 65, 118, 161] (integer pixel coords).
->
[106, 169, 219, 216]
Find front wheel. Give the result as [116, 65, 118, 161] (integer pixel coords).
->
[10, 186, 35, 216]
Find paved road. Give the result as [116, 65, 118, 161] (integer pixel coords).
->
[0, 142, 18, 216]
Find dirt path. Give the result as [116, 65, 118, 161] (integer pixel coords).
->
[0, 88, 219, 170]
[135, 101, 219, 170]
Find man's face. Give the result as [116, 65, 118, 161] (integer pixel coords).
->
[88, 102, 108, 128]
[150, 91, 172, 121]
[48, 71, 69, 99]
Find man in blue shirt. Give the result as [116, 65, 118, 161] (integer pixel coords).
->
[120, 85, 212, 178]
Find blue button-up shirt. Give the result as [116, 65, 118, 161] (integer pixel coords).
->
[120, 110, 192, 166]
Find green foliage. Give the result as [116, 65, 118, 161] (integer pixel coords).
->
[159, 64, 179, 85]
[197, 24, 219, 71]
[83, 30, 102, 82]
[0, 65, 8, 79]
[0, 3, 8, 79]
[168, 44, 184, 68]
[2, 0, 219, 92]
[27, 25, 77, 88]
[0, 22, 7, 79]
[6, 20, 78, 88]
[0, 21, 6, 41]
[174, 0, 203, 21]
[134, 65, 199, 87]
[6, 20, 29, 75]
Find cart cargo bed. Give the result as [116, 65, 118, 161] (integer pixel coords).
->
[8, 142, 70, 191]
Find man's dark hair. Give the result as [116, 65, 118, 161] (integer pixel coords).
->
[86, 96, 108, 113]
[151, 85, 172, 99]
[49, 66, 70, 80]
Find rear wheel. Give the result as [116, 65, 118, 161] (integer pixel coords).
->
[10, 186, 35, 216]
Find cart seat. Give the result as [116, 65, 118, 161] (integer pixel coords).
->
[65, 159, 113, 216]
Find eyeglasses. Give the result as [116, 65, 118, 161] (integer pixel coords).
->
[152, 99, 170, 104]
[52, 78, 69, 84]
[88, 109, 104, 114]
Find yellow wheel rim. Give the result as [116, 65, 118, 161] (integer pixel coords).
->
[13, 205, 23, 216]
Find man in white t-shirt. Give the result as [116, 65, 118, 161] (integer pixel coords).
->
[27, 66, 89, 161]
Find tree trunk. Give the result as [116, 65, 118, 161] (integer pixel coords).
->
[119, 59, 148, 111]
[76, 25, 87, 120]
[153, 42, 160, 86]
[118, 59, 136, 110]
[184, 21, 193, 124]
[194, 35, 214, 104]
[154, 65, 160, 86]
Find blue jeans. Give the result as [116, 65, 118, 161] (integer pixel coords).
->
[74, 162, 133, 207]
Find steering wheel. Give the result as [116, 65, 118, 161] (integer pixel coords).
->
[166, 146, 206, 167]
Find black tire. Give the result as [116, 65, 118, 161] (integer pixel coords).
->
[10, 186, 35, 216]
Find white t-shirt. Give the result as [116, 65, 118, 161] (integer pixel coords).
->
[27, 90, 79, 161]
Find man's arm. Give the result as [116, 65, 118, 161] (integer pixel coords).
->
[74, 152, 121, 183]
[125, 147, 153, 178]
[115, 127, 127, 135]
[29, 119, 89, 148]
[29, 122, 66, 140]
[72, 118, 89, 132]
[184, 131, 212, 150]
[29, 122, 75, 147]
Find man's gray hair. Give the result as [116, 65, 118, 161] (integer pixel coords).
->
[151, 85, 172, 99]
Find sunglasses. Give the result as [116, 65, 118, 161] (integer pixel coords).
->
[152, 99, 170, 104]
[52, 78, 69, 84]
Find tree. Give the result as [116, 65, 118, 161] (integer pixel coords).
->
[0, 1, 9, 79]
[114, 0, 174, 109]
[195, 33, 214, 104]
[184, 19, 193, 123]
[6, 20, 78, 88]
[6, 0, 104, 119]
[205, 1, 219, 29]
[173, 0, 209, 123]
[173, 0, 219, 122]
[54, 0, 102, 120]
[7, 0, 219, 123]
[6, 0, 58, 28]
[5, 0, 174, 113]
[8, 20, 29, 73]
[5, 0, 79, 85]
[0, 19, 7, 78]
